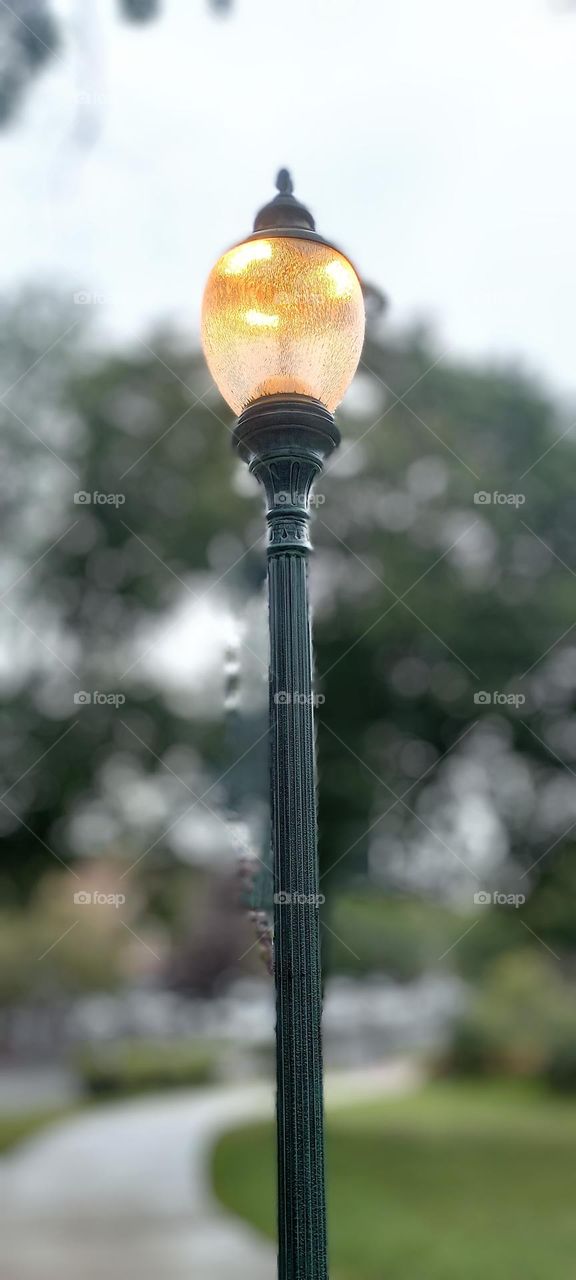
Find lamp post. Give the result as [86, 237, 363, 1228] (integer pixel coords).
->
[201, 171, 365, 1280]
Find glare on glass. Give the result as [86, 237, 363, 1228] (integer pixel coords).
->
[201, 235, 365, 414]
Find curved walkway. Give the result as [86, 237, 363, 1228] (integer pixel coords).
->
[0, 1060, 419, 1280]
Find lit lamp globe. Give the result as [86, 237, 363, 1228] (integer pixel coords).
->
[201, 170, 365, 415]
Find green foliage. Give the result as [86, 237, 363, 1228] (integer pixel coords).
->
[0, 879, 125, 1007]
[327, 890, 466, 980]
[545, 1033, 576, 1094]
[442, 950, 576, 1079]
[441, 1018, 494, 1077]
[315, 332, 571, 901]
[213, 1083, 576, 1280]
[76, 1038, 219, 1097]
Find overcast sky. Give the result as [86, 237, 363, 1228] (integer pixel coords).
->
[3, 0, 576, 398]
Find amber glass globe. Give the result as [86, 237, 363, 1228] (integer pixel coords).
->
[201, 235, 365, 415]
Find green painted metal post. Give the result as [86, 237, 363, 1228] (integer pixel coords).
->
[234, 394, 340, 1280]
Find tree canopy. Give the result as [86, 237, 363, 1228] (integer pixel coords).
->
[1, 291, 575, 967]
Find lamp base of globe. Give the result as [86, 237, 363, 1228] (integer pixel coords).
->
[233, 394, 340, 554]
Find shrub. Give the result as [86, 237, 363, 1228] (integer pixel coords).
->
[441, 950, 576, 1080]
[545, 1034, 576, 1094]
[77, 1039, 219, 1098]
[441, 1017, 495, 1077]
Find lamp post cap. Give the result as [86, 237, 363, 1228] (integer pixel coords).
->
[253, 169, 316, 234]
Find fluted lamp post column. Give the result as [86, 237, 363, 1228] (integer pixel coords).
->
[201, 171, 365, 1280]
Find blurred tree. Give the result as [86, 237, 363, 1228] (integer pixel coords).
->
[0, 296, 246, 900]
[0, 887, 125, 1054]
[313, 328, 576, 966]
[166, 871, 261, 997]
[444, 948, 576, 1078]
[119, 0, 162, 19]
[0, 0, 230, 127]
[2, 291, 576, 974]
[0, 0, 59, 125]
[0, 895, 124, 1006]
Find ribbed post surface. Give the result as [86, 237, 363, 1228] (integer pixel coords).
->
[269, 543, 327, 1280]
[233, 396, 340, 1280]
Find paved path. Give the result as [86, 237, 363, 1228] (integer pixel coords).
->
[0, 1061, 419, 1280]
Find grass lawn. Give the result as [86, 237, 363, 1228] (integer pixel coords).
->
[212, 1080, 576, 1280]
[0, 1108, 76, 1155]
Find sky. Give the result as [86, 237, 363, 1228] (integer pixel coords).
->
[2, 0, 576, 399]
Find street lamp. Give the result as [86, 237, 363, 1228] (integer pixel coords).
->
[201, 170, 365, 1280]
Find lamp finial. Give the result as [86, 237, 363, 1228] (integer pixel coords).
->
[276, 168, 293, 196]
